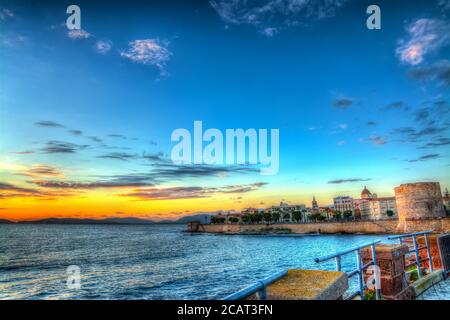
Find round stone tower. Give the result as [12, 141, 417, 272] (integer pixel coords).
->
[394, 182, 446, 232]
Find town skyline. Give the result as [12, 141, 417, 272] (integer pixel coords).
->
[1, 0, 449, 221]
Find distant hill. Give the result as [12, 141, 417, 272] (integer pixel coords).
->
[17, 217, 155, 225]
[2, 214, 213, 225]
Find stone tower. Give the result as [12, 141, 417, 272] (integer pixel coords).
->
[394, 182, 446, 232]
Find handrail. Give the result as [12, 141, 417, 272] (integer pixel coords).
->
[314, 240, 381, 263]
[387, 230, 433, 240]
[222, 269, 288, 300]
[314, 240, 382, 300]
[388, 230, 434, 278]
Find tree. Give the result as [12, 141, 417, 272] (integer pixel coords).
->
[251, 213, 262, 224]
[272, 211, 281, 223]
[283, 212, 290, 222]
[343, 210, 353, 220]
[241, 214, 250, 223]
[386, 210, 394, 217]
[229, 217, 239, 223]
[332, 211, 342, 220]
[292, 210, 302, 222]
[310, 213, 326, 222]
[263, 211, 272, 223]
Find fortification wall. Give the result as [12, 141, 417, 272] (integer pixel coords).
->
[200, 218, 450, 234]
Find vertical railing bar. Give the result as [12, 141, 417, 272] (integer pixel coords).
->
[371, 243, 381, 300]
[412, 235, 422, 278]
[335, 256, 341, 271]
[424, 233, 433, 273]
[356, 249, 365, 301]
[257, 286, 267, 300]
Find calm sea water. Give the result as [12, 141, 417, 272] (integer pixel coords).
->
[0, 224, 392, 300]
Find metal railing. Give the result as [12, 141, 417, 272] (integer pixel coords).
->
[222, 270, 288, 300]
[437, 234, 450, 277]
[388, 230, 434, 278]
[314, 240, 382, 300]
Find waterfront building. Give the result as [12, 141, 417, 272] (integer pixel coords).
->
[360, 197, 397, 220]
[270, 202, 306, 222]
[443, 188, 450, 215]
[333, 196, 355, 214]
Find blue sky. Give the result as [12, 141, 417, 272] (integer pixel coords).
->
[0, 0, 449, 219]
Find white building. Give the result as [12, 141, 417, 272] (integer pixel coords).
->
[333, 196, 354, 214]
[360, 197, 397, 220]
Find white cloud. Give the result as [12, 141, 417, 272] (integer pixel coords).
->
[67, 29, 91, 40]
[338, 123, 348, 129]
[396, 18, 450, 65]
[210, 0, 348, 36]
[95, 40, 112, 54]
[0, 8, 13, 21]
[1, 33, 26, 47]
[261, 27, 278, 37]
[120, 39, 171, 75]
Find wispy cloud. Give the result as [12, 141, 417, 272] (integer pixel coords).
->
[18, 165, 64, 178]
[67, 29, 91, 40]
[35, 120, 65, 128]
[40, 141, 88, 154]
[333, 97, 354, 109]
[0, 182, 41, 194]
[95, 40, 112, 54]
[408, 60, 450, 87]
[407, 153, 440, 162]
[438, 0, 450, 12]
[68, 129, 83, 136]
[382, 101, 410, 112]
[97, 152, 137, 161]
[211, 0, 349, 36]
[360, 135, 388, 146]
[120, 39, 171, 76]
[0, 8, 13, 21]
[396, 18, 450, 65]
[34, 179, 152, 189]
[328, 178, 371, 184]
[418, 137, 450, 149]
[122, 182, 267, 200]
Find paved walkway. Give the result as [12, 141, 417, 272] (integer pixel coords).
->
[417, 277, 450, 300]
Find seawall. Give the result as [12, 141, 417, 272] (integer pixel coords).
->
[197, 217, 450, 234]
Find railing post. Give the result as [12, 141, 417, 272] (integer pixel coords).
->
[335, 256, 341, 271]
[371, 243, 381, 300]
[424, 234, 433, 273]
[356, 250, 365, 300]
[257, 285, 267, 300]
[412, 235, 422, 278]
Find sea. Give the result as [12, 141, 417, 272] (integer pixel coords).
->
[0, 224, 392, 299]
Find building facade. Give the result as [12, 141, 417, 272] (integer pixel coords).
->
[360, 197, 397, 220]
[333, 196, 354, 214]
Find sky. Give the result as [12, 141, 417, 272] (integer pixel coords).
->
[0, 0, 449, 221]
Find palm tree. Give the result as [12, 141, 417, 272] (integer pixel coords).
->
[292, 210, 302, 223]
[272, 211, 281, 223]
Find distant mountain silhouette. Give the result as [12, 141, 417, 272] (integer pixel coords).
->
[0, 214, 212, 225]
[16, 217, 155, 225]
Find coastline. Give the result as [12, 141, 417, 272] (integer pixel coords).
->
[189, 217, 450, 235]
